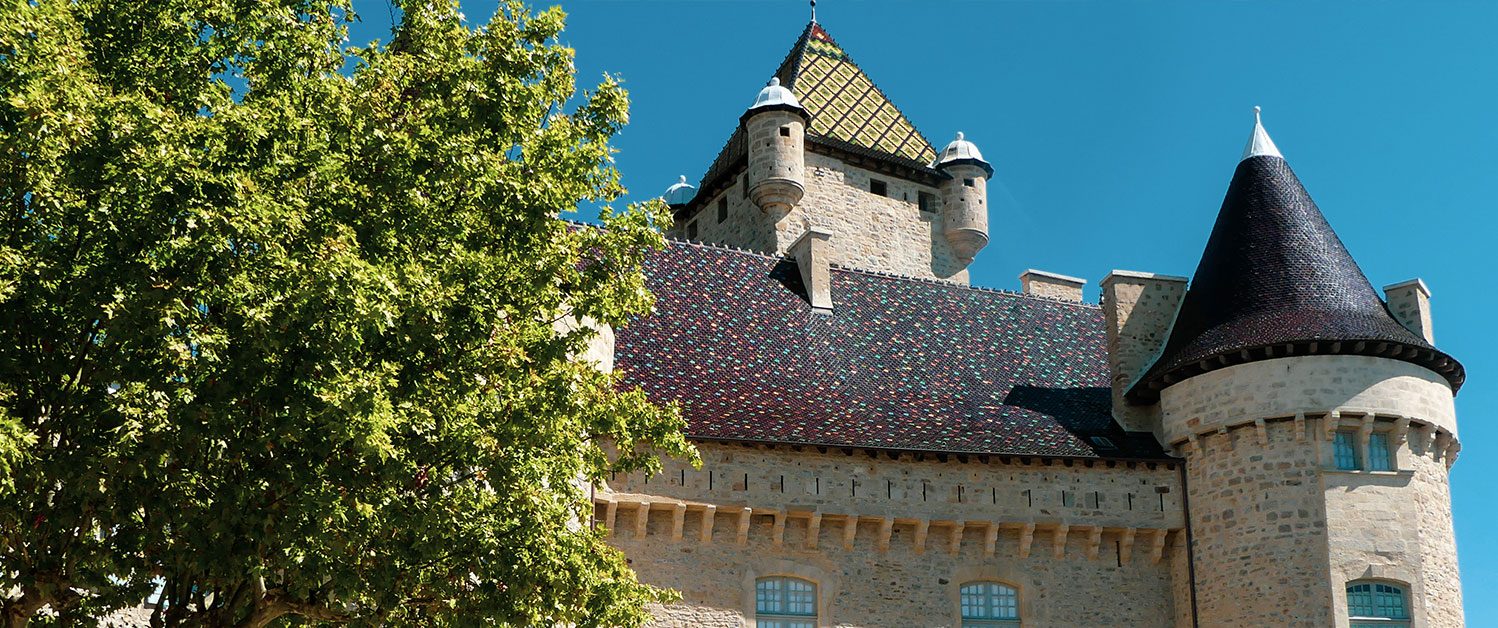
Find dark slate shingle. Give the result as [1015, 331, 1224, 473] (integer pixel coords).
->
[615, 241, 1166, 459]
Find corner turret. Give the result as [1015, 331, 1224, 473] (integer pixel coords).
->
[933, 132, 993, 263]
[741, 77, 808, 216]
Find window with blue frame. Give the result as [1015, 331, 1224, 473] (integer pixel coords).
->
[1347, 581, 1409, 627]
[1367, 432, 1394, 471]
[755, 577, 816, 628]
[1334, 430, 1360, 470]
[960, 582, 1021, 627]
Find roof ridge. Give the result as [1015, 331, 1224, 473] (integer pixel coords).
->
[828, 263, 1101, 309]
[659, 236, 1099, 309]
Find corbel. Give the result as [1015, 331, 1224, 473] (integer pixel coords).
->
[1217, 426, 1233, 452]
[1120, 528, 1137, 564]
[735, 507, 752, 547]
[1294, 412, 1307, 442]
[842, 514, 859, 550]
[1086, 526, 1103, 561]
[948, 522, 965, 556]
[699, 505, 717, 543]
[912, 519, 929, 555]
[771, 511, 786, 547]
[634, 501, 651, 539]
[603, 499, 618, 537]
[671, 502, 687, 541]
[876, 517, 894, 552]
[983, 524, 999, 558]
[1323, 410, 1342, 441]
[1254, 418, 1268, 446]
[1018, 523, 1036, 559]
[1052, 523, 1070, 559]
[1150, 528, 1169, 564]
[806, 513, 822, 550]
[1393, 416, 1411, 445]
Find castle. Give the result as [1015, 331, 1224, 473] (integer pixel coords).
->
[590, 19, 1466, 627]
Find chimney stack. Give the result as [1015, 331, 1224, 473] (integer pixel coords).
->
[789, 227, 834, 313]
[1019, 269, 1086, 302]
[1384, 278, 1434, 343]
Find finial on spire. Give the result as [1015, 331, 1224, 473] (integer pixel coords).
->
[768, 77, 780, 87]
[1242, 105, 1282, 161]
[810, 0, 817, 23]
[956, 131, 964, 141]
[679, 175, 687, 184]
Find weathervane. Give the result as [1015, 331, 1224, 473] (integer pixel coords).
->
[810, 0, 817, 23]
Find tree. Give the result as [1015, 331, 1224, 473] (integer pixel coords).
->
[0, 0, 694, 625]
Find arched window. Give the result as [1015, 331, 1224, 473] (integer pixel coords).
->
[1347, 581, 1410, 627]
[755, 577, 816, 628]
[960, 581, 1020, 627]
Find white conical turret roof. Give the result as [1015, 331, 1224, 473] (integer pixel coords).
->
[663, 175, 696, 206]
[1242, 106, 1282, 160]
[933, 131, 993, 177]
[748, 77, 803, 111]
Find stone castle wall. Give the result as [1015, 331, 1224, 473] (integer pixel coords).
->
[680, 152, 970, 284]
[1160, 355, 1463, 627]
[599, 443, 1192, 627]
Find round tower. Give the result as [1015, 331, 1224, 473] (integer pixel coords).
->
[1129, 109, 1465, 627]
[933, 132, 993, 263]
[740, 77, 808, 216]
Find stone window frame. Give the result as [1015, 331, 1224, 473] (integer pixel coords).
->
[1323, 415, 1408, 474]
[958, 580, 1021, 627]
[950, 566, 1033, 628]
[1345, 578, 1411, 627]
[869, 178, 888, 197]
[742, 560, 835, 628]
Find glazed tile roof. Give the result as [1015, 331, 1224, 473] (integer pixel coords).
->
[773, 22, 936, 164]
[614, 240, 1167, 459]
[685, 22, 941, 217]
[1128, 154, 1465, 402]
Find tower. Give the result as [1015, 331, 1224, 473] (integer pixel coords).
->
[741, 77, 807, 216]
[1111, 109, 1466, 626]
[933, 132, 993, 263]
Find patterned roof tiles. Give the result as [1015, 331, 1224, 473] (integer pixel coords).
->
[614, 240, 1167, 459]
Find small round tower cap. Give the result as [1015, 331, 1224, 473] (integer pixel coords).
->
[748, 77, 804, 111]
[934, 131, 994, 176]
[663, 175, 696, 206]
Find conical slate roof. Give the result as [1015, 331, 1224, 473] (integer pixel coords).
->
[1128, 116, 1464, 402]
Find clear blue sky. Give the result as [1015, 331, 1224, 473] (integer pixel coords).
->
[354, 1, 1496, 620]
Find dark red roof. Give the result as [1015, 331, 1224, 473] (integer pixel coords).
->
[614, 240, 1167, 459]
[1128, 155, 1464, 402]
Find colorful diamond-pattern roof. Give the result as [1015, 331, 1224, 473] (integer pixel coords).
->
[774, 23, 936, 164]
[614, 240, 1167, 459]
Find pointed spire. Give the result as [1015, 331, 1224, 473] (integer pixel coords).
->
[1128, 113, 1463, 401]
[1242, 106, 1282, 161]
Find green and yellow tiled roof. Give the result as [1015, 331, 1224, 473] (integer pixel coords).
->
[774, 23, 936, 164]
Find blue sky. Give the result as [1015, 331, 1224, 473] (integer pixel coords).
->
[354, 0, 1497, 620]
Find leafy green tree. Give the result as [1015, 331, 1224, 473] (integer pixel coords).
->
[0, 0, 694, 625]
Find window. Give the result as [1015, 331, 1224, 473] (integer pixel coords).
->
[756, 577, 816, 628]
[1347, 581, 1409, 627]
[718, 197, 728, 223]
[1368, 432, 1393, 471]
[918, 191, 937, 213]
[960, 582, 1020, 627]
[1334, 430, 1360, 470]
[963, 178, 975, 187]
[779, 126, 791, 137]
[686, 220, 698, 240]
[869, 179, 887, 197]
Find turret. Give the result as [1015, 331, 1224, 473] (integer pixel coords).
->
[933, 132, 993, 263]
[663, 175, 696, 212]
[1118, 108, 1465, 627]
[740, 77, 808, 216]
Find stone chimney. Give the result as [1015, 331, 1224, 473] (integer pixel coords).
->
[1099, 270, 1187, 434]
[789, 227, 833, 313]
[1019, 269, 1086, 302]
[1384, 278, 1434, 343]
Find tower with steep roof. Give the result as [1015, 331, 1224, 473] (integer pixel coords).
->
[1103, 109, 1465, 626]
[668, 21, 987, 284]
